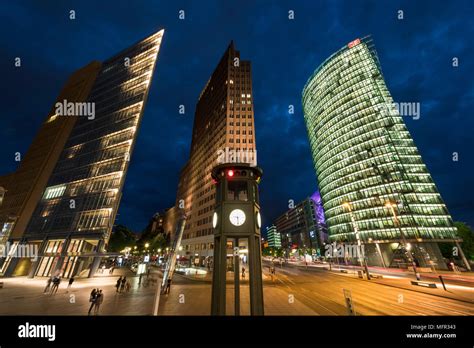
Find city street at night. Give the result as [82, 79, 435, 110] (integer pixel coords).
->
[0, 1, 473, 346]
[2, 265, 472, 316]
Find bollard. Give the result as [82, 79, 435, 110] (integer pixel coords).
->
[439, 275, 447, 291]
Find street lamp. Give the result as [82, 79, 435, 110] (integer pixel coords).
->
[384, 201, 416, 268]
[145, 243, 149, 249]
[342, 201, 370, 280]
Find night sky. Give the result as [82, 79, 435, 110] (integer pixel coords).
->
[1, 0, 473, 234]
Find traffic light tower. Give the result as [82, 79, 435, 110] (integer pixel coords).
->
[210, 163, 264, 315]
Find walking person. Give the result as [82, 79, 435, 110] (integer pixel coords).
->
[43, 277, 52, 293]
[165, 278, 172, 294]
[115, 276, 122, 293]
[270, 266, 276, 282]
[125, 281, 131, 292]
[88, 289, 98, 315]
[120, 276, 126, 292]
[94, 290, 104, 315]
[67, 276, 75, 290]
[241, 266, 246, 280]
[51, 276, 61, 294]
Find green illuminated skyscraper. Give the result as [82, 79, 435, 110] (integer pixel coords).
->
[302, 36, 468, 270]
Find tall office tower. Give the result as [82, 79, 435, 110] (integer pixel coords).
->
[0, 62, 102, 276]
[275, 193, 327, 253]
[266, 225, 281, 248]
[302, 36, 466, 270]
[1, 30, 164, 277]
[176, 42, 257, 267]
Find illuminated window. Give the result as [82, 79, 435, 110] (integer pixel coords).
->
[43, 185, 67, 200]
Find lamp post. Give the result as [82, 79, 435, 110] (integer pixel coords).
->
[385, 201, 416, 271]
[342, 202, 370, 280]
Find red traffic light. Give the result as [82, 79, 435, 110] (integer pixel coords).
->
[227, 170, 234, 177]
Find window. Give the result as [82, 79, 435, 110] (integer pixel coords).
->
[227, 180, 248, 201]
[43, 185, 67, 200]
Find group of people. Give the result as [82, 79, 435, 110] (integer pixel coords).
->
[115, 276, 131, 293]
[43, 275, 75, 294]
[88, 288, 104, 315]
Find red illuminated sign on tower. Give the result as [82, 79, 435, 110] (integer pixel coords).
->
[348, 38, 361, 48]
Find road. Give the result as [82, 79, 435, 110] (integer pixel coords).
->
[262, 260, 474, 315]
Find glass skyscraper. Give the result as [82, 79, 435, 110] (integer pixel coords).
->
[302, 36, 462, 270]
[1, 30, 164, 278]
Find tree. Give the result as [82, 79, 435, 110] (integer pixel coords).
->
[439, 222, 474, 261]
[151, 233, 167, 251]
[107, 224, 137, 252]
[454, 222, 474, 260]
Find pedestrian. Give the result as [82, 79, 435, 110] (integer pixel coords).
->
[109, 266, 114, 274]
[241, 267, 246, 280]
[44, 277, 52, 293]
[51, 276, 61, 294]
[67, 276, 75, 291]
[165, 278, 172, 294]
[116, 276, 122, 293]
[94, 290, 104, 315]
[125, 281, 131, 292]
[120, 276, 126, 292]
[88, 289, 98, 315]
[101, 264, 106, 273]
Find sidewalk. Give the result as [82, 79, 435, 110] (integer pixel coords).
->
[271, 258, 474, 284]
[0, 269, 156, 315]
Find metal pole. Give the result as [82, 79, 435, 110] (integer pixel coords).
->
[455, 240, 472, 272]
[344, 203, 370, 280]
[438, 275, 447, 291]
[387, 203, 417, 272]
[375, 242, 387, 268]
[234, 238, 240, 316]
[153, 274, 162, 315]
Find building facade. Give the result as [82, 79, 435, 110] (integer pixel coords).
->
[275, 193, 327, 254]
[0, 29, 164, 278]
[266, 225, 281, 248]
[176, 42, 257, 267]
[302, 36, 463, 270]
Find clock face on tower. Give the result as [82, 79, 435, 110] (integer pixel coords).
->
[212, 212, 218, 228]
[229, 209, 246, 226]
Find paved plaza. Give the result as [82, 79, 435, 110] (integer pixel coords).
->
[0, 264, 472, 316]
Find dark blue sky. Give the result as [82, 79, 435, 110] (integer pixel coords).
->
[1, 0, 473, 232]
